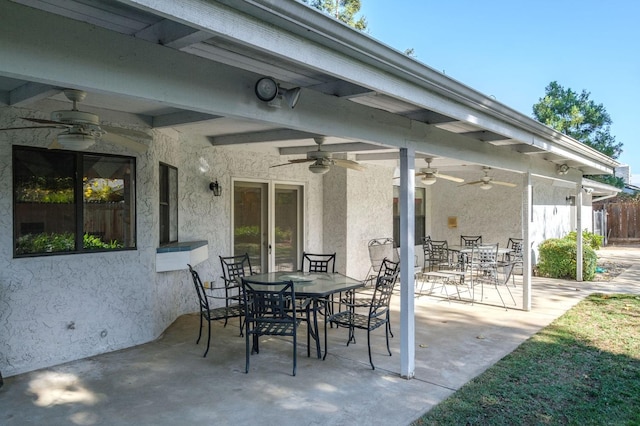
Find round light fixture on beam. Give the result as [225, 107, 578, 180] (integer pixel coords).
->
[254, 77, 278, 102]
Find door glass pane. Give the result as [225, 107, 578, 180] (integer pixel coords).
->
[274, 185, 301, 272]
[234, 182, 267, 273]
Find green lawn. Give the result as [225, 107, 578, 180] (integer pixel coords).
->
[413, 293, 640, 425]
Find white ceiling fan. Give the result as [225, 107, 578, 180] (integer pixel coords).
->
[416, 158, 464, 185]
[458, 167, 517, 190]
[0, 89, 151, 153]
[394, 158, 464, 185]
[270, 136, 365, 174]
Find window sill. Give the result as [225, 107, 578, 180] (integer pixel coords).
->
[156, 240, 208, 272]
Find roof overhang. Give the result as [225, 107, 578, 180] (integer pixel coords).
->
[0, 0, 620, 177]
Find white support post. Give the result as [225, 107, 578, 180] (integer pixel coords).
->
[576, 187, 583, 282]
[522, 173, 532, 311]
[399, 147, 415, 379]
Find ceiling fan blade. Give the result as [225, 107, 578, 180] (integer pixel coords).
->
[269, 158, 314, 168]
[0, 125, 68, 131]
[492, 180, 517, 188]
[333, 158, 365, 171]
[436, 173, 464, 183]
[20, 117, 71, 126]
[392, 172, 427, 180]
[289, 158, 316, 164]
[101, 125, 152, 142]
[102, 132, 148, 153]
[458, 180, 483, 187]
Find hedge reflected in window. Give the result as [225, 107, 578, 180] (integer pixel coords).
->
[13, 146, 136, 256]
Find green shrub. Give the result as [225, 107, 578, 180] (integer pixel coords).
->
[566, 229, 603, 250]
[16, 232, 75, 254]
[234, 225, 260, 243]
[275, 226, 292, 243]
[537, 237, 597, 281]
[16, 232, 122, 254]
[82, 233, 123, 250]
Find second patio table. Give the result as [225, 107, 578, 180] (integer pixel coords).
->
[244, 271, 364, 359]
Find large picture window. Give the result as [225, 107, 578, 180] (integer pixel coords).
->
[13, 146, 136, 257]
[393, 186, 426, 246]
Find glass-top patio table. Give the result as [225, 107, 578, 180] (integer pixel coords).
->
[244, 271, 364, 359]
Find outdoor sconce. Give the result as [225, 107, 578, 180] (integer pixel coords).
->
[255, 77, 301, 109]
[566, 195, 575, 206]
[209, 180, 222, 197]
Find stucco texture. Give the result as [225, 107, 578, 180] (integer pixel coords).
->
[0, 106, 325, 376]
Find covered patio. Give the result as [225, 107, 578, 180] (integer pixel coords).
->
[2, 249, 638, 425]
[0, 0, 620, 382]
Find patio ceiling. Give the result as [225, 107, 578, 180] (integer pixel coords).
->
[0, 0, 618, 175]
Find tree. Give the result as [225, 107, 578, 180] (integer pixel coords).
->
[301, 0, 367, 30]
[533, 81, 623, 159]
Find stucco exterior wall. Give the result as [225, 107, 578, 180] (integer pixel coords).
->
[345, 164, 394, 281]
[429, 169, 522, 247]
[322, 163, 392, 280]
[0, 106, 324, 377]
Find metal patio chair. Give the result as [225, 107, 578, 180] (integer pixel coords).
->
[188, 264, 245, 357]
[469, 243, 516, 308]
[325, 269, 400, 370]
[242, 277, 301, 376]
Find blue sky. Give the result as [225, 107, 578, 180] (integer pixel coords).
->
[361, 0, 639, 185]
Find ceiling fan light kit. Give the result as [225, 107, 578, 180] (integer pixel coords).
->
[421, 174, 437, 185]
[57, 132, 96, 150]
[308, 162, 331, 174]
[480, 183, 493, 190]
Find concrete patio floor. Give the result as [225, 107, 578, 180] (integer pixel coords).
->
[2, 246, 638, 426]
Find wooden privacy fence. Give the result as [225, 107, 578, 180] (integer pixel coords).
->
[602, 202, 640, 244]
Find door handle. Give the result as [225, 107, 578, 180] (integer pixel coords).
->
[268, 244, 272, 254]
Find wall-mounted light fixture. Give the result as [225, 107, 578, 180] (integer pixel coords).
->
[557, 164, 570, 175]
[209, 180, 221, 197]
[566, 195, 575, 206]
[255, 77, 301, 109]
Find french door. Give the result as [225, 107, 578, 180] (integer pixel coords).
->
[232, 180, 304, 273]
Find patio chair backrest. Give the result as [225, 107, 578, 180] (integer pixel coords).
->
[301, 252, 336, 273]
[220, 253, 253, 298]
[507, 238, 524, 255]
[378, 257, 400, 280]
[367, 238, 399, 273]
[472, 243, 499, 269]
[429, 240, 449, 261]
[188, 264, 210, 313]
[369, 270, 400, 321]
[461, 235, 482, 246]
